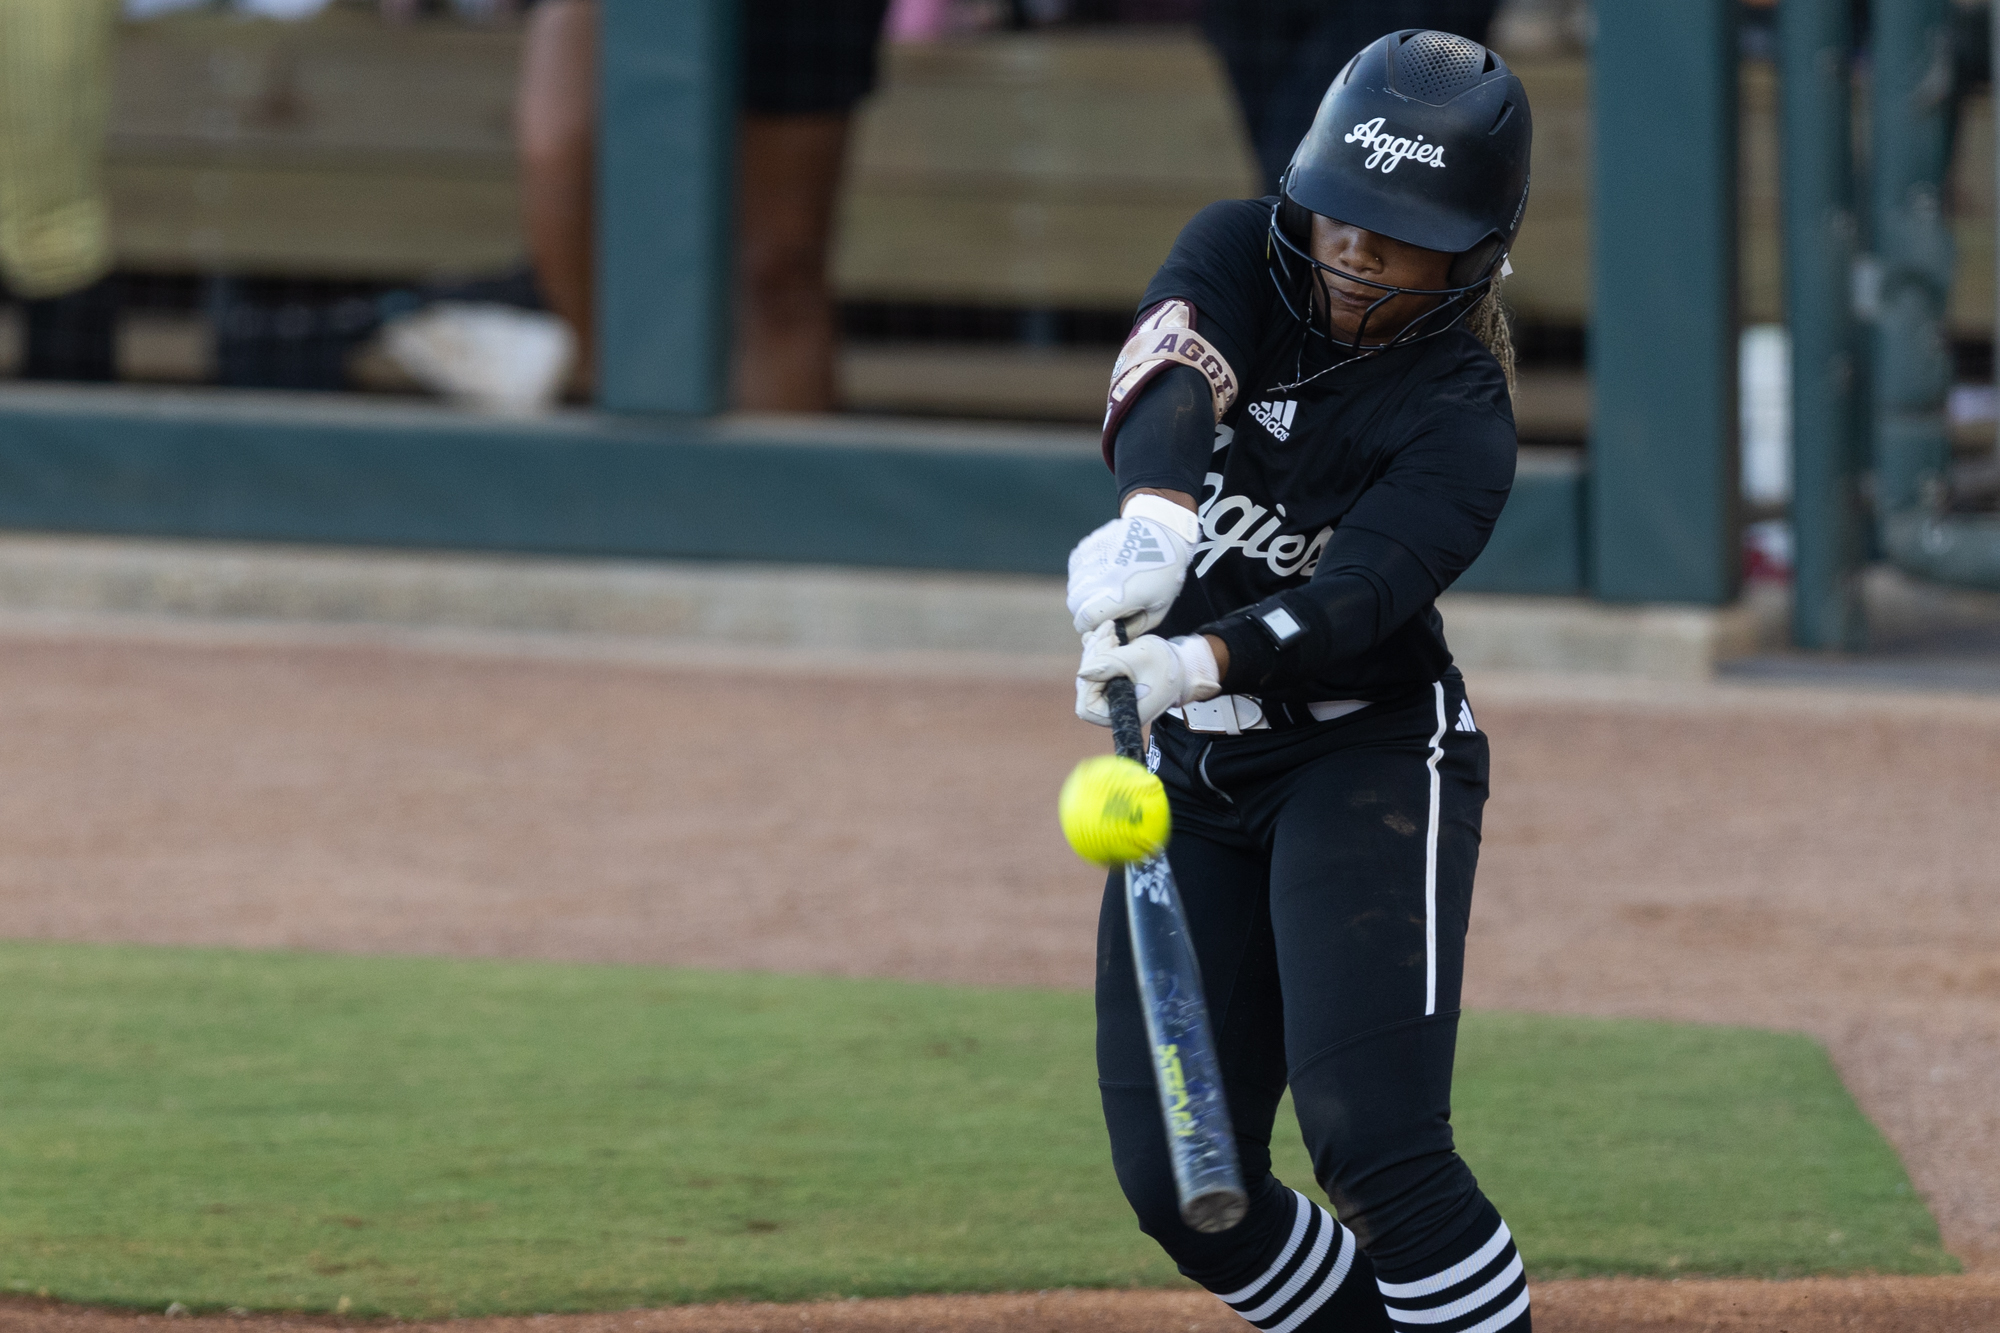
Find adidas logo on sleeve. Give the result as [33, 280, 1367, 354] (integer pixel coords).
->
[1247, 399, 1298, 441]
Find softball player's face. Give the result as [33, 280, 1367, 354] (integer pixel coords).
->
[1308, 215, 1455, 344]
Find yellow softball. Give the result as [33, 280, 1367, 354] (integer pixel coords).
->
[1059, 754, 1172, 866]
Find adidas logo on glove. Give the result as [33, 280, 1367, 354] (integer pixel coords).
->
[1116, 520, 1169, 566]
[1247, 399, 1298, 441]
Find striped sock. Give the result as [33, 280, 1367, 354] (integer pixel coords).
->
[1214, 1190, 1375, 1333]
[1375, 1219, 1530, 1333]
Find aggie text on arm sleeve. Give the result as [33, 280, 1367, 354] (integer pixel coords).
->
[1104, 201, 1269, 491]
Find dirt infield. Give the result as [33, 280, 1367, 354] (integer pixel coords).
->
[1, 618, 1997, 1325]
[9, 1281, 2000, 1333]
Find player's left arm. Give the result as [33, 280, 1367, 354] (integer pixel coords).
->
[1067, 203, 1262, 646]
[1066, 332, 1238, 639]
[1200, 399, 1516, 694]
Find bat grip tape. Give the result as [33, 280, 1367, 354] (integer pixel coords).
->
[1106, 621, 1145, 763]
[1106, 678, 1145, 764]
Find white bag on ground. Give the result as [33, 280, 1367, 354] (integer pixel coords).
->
[381, 302, 576, 416]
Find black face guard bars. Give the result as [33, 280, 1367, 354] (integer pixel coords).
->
[1264, 205, 1499, 392]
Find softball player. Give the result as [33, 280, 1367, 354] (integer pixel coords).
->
[1065, 30, 1533, 1333]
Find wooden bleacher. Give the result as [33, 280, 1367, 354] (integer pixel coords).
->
[109, 13, 521, 279]
[102, 12, 2000, 334]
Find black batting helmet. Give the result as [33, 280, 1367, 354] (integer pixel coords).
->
[1269, 28, 1532, 359]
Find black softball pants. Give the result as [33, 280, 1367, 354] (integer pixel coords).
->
[1096, 676, 1530, 1333]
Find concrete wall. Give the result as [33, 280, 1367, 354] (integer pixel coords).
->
[0, 385, 1585, 591]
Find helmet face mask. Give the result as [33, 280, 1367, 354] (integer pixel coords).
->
[1267, 199, 1494, 359]
[1264, 28, 1532, 378]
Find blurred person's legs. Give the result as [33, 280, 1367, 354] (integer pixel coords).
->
[1202, 0, 1501, 191]
[514, 0, 887, 412]
[732, 0, 890, 412]
[23, 278, 117, 381]
[0, 0, 120, 381]
[516, 0, 598, 388]
[732, 115, 850, 412]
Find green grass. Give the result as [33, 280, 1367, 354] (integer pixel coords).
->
[0, 942, 1952, 1316]
[1444, 1011, 1950, 1279]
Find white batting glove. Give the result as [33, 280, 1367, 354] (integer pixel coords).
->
[1065, 495, 1200, 637]
[1075, 623, 1223, 729]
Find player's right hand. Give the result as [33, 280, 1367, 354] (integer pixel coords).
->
[1074, 623, 1220, 728]
[1066, 504, 1198, 637]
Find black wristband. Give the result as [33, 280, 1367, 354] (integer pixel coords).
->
[1197, 529, 1441, 696]
[1205, 615, 1278, 693]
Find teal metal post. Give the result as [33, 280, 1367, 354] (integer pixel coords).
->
[1869, 0, 1954, 527]
[597, 0, 737, 414]
[1861, 0, 2000, 590]
[1779, 0, 1866, 648]
[1589, 1, 1741, 603]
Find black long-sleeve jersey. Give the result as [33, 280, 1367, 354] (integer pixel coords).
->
[1112, 198, 1517, 706]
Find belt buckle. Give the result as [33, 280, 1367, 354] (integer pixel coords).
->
[1181, 695, 1266, 734]
[1179, 697, 1234, 733]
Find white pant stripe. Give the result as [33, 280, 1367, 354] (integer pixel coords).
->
[1422, 681, 1447, 1016]
[1218, 1191, 1311, 1305]
[1376, 1221, 1512, 1299]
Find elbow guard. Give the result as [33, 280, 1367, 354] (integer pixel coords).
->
[1203, 582, 1375, 694]
[1113, 364, 1216, 504]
